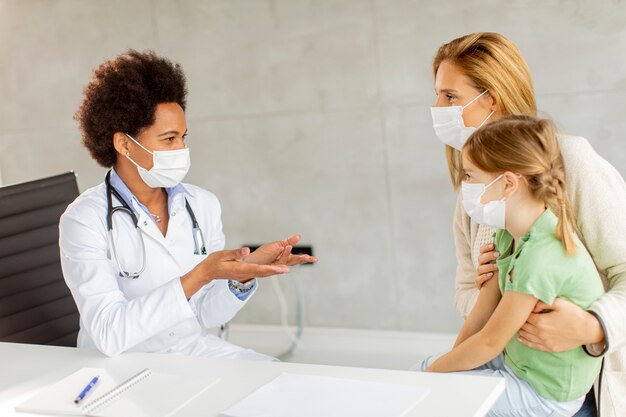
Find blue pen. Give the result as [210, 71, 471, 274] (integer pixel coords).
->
[74, 375, 99, 404]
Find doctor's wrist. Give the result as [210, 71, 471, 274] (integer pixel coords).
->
[181, 266, 214, 299]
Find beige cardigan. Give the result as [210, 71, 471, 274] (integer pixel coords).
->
[453, 135, 626, 417]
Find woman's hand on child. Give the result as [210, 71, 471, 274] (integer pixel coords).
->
[518, 298, 606, 352]
[476, 243, 500, 288]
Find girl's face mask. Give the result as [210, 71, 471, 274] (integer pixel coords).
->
[461, 174, 506, 229]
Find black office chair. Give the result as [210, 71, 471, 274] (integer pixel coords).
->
[0, 172, 80, 346]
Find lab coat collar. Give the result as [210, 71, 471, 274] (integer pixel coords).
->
[109, 168, 191, 220]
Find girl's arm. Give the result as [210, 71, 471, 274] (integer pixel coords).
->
[454, 276, 501, 347]
[428, 288, 538, 373]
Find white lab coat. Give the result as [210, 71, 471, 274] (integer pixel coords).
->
[59, 180, 270, 360]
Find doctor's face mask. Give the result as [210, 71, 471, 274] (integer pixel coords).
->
[125, 133, 191, 188]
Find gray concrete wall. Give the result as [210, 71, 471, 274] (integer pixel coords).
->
[1, 0, 625, 333]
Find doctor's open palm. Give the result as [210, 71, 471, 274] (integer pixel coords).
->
[180, 237, 317, 299]
[243, 234, 318, 267]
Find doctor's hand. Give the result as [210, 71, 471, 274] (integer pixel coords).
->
[476, 243, 499, 289]
[518, 298, 605, 353]
[181, 247, 290, 298]
[244, 234, 318, 267]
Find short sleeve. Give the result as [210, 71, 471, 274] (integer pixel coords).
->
[503, 251, 561, 305]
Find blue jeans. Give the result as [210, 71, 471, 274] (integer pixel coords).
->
[573, 390, 597, 417]
[418, 353, 585, 417]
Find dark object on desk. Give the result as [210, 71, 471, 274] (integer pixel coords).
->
[0, 172, 80, 346]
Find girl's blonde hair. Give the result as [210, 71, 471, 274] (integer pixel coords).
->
[463, 116, 577, 255]
[433, 32, 537, 188]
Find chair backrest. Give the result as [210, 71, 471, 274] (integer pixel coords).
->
[0, 172, 80, 346]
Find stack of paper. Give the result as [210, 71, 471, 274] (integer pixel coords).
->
[221, 373, 429, 417]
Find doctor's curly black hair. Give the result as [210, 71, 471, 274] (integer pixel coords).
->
[75, 49, 188, 167]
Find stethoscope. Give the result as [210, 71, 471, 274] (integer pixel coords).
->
[105, 171, 207, 279]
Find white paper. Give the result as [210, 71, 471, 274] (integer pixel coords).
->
[15, 368, 119, 416]
[220, 373, 429, 417]
[15, 367, 217, 417]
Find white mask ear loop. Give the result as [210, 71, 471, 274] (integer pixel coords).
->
[462, 89, 489, 109]
[462, 90, 494, 129]
[483, 174, 508, 202]
[123, 135, 147, 171]
[125, 133, 154, 156]
[483, 174, 505, 194]
[485, 174, 503, 188]
[478, 111, 495, 128]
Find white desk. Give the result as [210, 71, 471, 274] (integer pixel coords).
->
[0, 342, 504, 417]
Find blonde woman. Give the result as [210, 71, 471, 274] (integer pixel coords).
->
[430, 33, 626, 417]
[422, 116, 603, 417]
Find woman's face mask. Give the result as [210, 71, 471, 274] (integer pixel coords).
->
[431, 89, 495, 151]
[124, 133, 191, 188]
[461, 174, 506, 229]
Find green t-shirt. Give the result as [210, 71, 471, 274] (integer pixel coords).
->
[494, 209, 604, 402]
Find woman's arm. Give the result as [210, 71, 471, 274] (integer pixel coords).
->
[453, 193, 481, 318]
[428, 288, 537, 373]
[567, 137, 626, 352]
[518, 136, 626, 353]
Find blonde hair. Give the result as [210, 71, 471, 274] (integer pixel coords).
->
[463, 116, 577, 255]
[433, 32, 537, 188]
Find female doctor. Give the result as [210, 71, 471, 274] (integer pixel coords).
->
[60, 50, 316, 359]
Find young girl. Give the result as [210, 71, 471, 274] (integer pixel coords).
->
[420, 116, 604, 417]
